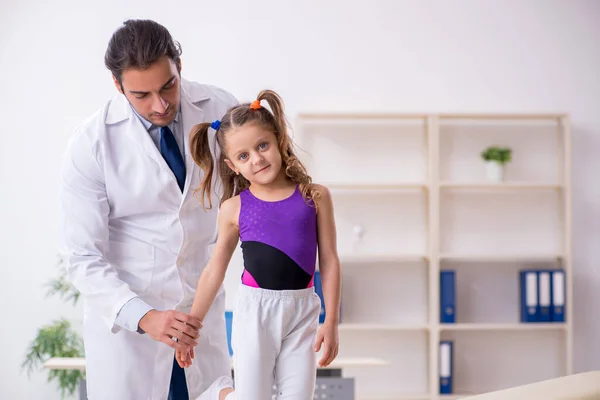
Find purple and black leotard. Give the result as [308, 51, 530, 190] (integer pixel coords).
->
[238, 186, 317, 290]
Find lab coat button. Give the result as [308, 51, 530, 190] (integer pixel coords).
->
[176, 256, 185, 267]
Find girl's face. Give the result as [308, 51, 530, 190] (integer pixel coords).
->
[224, 122, 284, 186]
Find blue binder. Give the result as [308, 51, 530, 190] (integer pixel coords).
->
[551, 270, 565, 322]
[519, 270, 539, 323]
[225, 311, 233, 356]
[314, 271, 327, 324]
[314, 270, 341, 323]
[440, 271, 456, 323]
[439, 340, 453, 394]
[537, 270, 552, 323]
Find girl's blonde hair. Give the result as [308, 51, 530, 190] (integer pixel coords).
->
[189, 89, 320, 210]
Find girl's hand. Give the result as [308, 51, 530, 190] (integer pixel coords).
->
[314, 322, 339, 367]
[176, 345, 195, 368]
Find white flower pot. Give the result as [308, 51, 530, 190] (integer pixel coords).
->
[485, 161, 504, 182]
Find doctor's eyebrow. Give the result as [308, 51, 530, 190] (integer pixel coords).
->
[128, 76, 177, 96]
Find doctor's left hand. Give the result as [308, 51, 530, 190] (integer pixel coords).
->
[139, 309, 202, 349]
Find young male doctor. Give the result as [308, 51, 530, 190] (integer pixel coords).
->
[59, 19, 236, 400]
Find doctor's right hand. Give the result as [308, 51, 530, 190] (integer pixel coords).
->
[138, 310, 202, 349]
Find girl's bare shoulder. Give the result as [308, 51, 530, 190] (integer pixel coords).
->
[219, 195, 241, 224]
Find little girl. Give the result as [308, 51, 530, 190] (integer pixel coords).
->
[177, 90, 341, 400]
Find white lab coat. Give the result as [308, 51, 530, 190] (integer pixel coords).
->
[59, 79, 237, 400]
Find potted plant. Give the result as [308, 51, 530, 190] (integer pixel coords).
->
[480, 146, 512, 182]
[22, 260, 85, 399]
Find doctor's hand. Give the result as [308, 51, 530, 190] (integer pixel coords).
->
[138, 310, 202, 349]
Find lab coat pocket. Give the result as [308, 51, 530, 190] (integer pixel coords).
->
[106, 240, 156, 293]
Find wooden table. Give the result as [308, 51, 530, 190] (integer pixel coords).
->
[43, 356, 389, 371]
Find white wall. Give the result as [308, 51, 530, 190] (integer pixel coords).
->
[1, 0, 599, 398]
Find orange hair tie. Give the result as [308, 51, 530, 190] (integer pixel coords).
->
[250, 100, 261, 110]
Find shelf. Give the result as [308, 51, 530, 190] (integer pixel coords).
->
[439, 394, 476, 400]
[340, 254, 429, 264]
[438, 113, 566, 120]
[327, 183, 427, 192]
[439, 254, 563, 262]
[439, 323, 567, 332]
[325, 182, 563, 191]
[299, 112, 566, 121]
[439, 182, 562, 190]
[362, 394, 431, 400]
[338, 323, 429, 332]
[298, 113, 428, 121]
[296, 111, 572, 397]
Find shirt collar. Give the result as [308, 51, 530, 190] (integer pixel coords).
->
[130, 105, 181, 132]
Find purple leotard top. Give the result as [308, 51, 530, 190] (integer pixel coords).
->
[238, 186, 317, 290]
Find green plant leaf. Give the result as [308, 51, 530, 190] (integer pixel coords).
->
[481, 146, 512, 164]
[45, 273, 80, 306]
[23, 259, 85, 398]
[22, 318, 85, 397]
[45, 259, 80, 306]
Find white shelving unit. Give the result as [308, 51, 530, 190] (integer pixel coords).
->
[295, 112, 572, 400]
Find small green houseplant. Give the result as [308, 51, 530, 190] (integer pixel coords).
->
[481, 146, 512, 181]
[22, 262, 85, 398]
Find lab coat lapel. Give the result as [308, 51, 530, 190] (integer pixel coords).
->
[105, 93, 168, 175]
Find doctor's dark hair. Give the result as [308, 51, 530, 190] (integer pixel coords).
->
[104, 19, 182, 84]
[189, 89, 319, 210]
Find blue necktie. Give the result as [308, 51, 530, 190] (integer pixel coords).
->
[160, 126, 186, 192]
[169, 357, 189, 400]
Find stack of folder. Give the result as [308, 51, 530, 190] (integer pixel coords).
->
[519, 269, 565, 323]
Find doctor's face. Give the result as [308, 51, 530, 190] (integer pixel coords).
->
[114, 56, 181, 127]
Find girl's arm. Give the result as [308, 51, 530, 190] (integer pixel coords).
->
[189, 196, 240, 323]
[312, 184, 342, 367]
[314, 184, 342, 325]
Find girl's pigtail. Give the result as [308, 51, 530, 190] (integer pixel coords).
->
[256, 91, 286, 148]
[189, 122, 215, 210]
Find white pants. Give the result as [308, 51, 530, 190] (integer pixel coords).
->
[231, 284, 321, 400]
